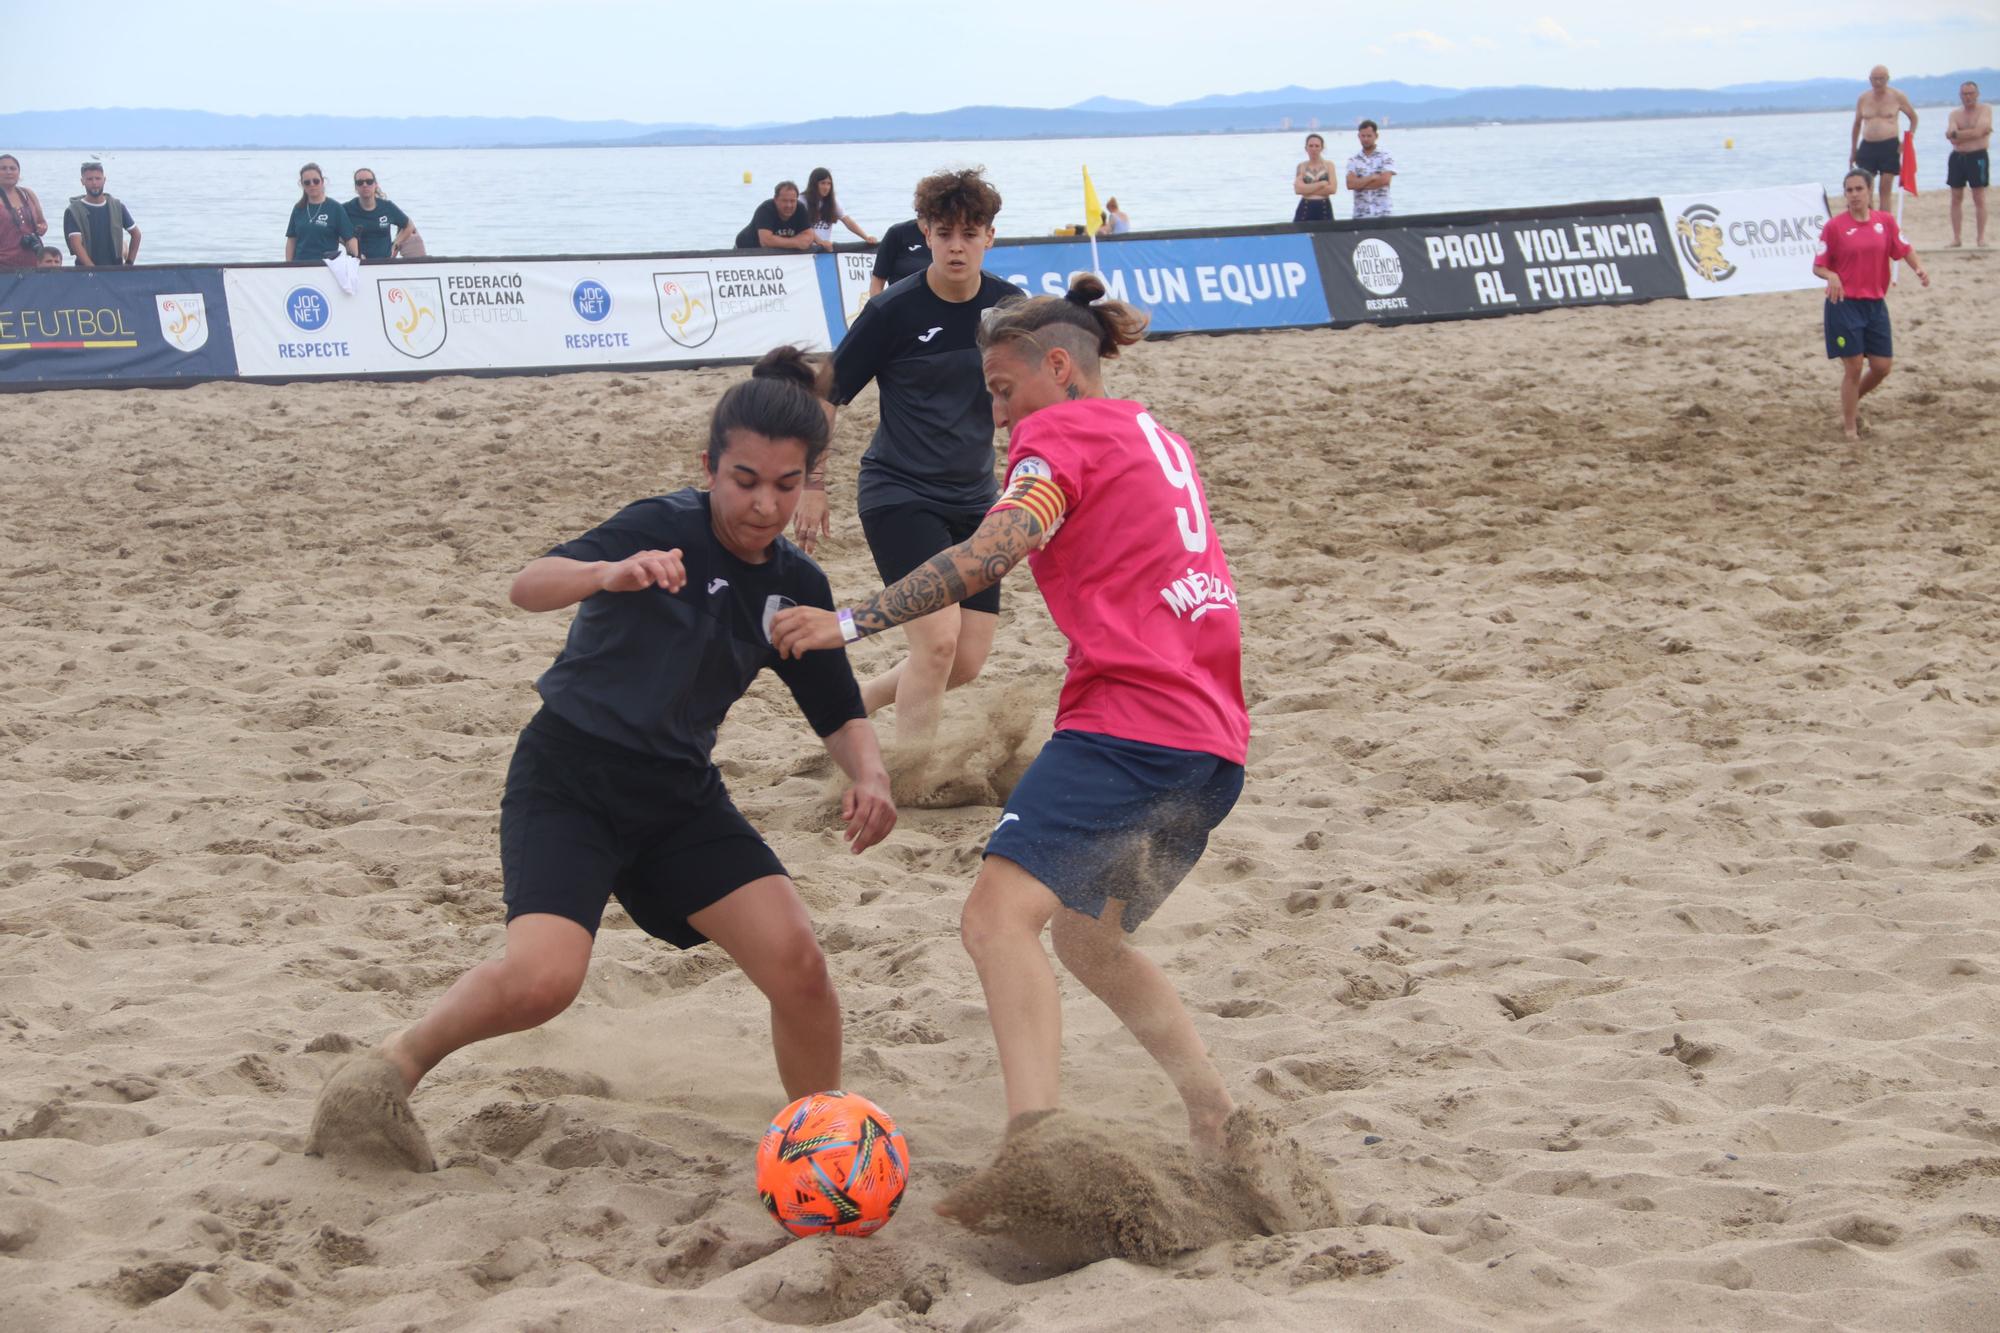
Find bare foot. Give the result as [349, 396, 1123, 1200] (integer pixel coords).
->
[377, 1030, 425, 1096]
[306, 1049, 436, 1172]
[1843, 425, 1861, 441]
[1187, 1096, 1233, 1158]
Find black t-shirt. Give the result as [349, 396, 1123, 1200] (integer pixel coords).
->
[831, 270, 1023, 514]
[536, 488, 864, 766]
[286, 199, 356, 260]
[871, 219, 931, 284]
[345, 196, 410, 259]
[736, 197, 812, 248]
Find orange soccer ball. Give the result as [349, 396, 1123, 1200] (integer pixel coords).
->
[756, 1091, 910, 1238]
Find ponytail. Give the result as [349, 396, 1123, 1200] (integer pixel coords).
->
[978, 271, 1150, 362]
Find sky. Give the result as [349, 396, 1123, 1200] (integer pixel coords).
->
[16, 1, 1994, 126]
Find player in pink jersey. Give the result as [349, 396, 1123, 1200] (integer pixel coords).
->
[1813, 169, 1930, 440]
[773, 275, 1252, 1156]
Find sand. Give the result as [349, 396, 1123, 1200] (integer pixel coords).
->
[2, 192, 1996, 1329]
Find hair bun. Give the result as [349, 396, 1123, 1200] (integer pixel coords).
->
[1064, 273, 1107, 306]
[749, 344, 831, 400]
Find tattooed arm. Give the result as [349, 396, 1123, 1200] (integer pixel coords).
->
[769, 507, 1046, 657]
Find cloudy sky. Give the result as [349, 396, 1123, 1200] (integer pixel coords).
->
[22, 1, 1993, 125]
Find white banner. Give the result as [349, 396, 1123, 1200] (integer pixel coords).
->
[1658, 184, 1830, 300]
[224, 255, 833, 377]
[834, 250, 877, 330]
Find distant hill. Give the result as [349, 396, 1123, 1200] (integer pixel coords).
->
[5, 71, 1990, 149]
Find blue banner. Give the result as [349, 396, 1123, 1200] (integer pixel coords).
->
[0, 266, 237, 387]
[985, 232, 1329, 333]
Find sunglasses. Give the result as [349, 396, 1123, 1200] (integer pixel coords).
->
[301, 177, 323, 185]
[354, 178, 376, 186]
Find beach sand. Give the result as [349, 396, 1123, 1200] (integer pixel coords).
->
[2, 194, 1996, 1329]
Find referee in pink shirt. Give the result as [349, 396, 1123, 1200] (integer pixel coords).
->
[1813, 168, 1931, 440]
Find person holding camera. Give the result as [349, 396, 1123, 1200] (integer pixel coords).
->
[0, 154, 50, 268]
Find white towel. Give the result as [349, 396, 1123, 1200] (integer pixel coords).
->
[323, 252, 361, 296]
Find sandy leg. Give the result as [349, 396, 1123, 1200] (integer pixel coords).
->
[306, 1050, 438, 1173]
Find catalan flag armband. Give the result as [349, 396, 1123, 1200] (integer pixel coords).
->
[990, 456, 1067, 533]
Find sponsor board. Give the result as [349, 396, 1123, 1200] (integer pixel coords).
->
[1314, 205, 1686, 322]
[0, 266, 235, 387]
[225, 256, 829, 377]
[1658, 185, 1830, 300]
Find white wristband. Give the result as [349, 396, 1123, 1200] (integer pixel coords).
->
[838, 608, 859, 643]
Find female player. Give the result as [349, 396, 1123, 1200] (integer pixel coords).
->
[1813, 168, 1930, 440]
[773, 276, 1247, 1154]
[1292, 133, 1335, 222]
[311, 348, 896, 1168]
[805, 167, 877, 248]
[793, 168, 1022, 757]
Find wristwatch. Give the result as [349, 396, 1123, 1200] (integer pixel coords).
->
[837, 608, 858, 643]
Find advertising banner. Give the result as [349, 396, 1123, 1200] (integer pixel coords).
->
[1314, 205, 1686, 324]
[823, 231, 1330, 340]
[0, 266, 235, 387]
[225, 255, 829, 378]
[1657, 185, 1830, 299]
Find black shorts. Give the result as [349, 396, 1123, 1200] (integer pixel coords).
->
[1855, 138, 1901, 177]
[1294, 198, 1332, 224]
[859, 502, 1002, 615]
[499, 710, 785, 948]
[1947, 149, 1990, 190]
[1824, 298, 1892, 360]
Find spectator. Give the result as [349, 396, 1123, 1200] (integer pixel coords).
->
[1851, 65, 1918, 214]
[1292, 134, 1334, 223]
[1945, 79, 1990, 248]
[37, 245, 62, 269]
[1344, 120, 1396, 220]
[1096, 196, 1131, 236]
[805, 167, 876, 249]
[868, 216, 930, 297]
[346, 167, 420, 260]
[285, 162, 357, 262]
[734, 182, 825, 252]
[64, 161, 140, 268]
[0, 154, 50, 269]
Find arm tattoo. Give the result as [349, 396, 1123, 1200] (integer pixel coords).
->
[851, 508, 1044, 637]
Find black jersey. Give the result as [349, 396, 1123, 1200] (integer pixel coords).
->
[536, 488, 864, 766]
[831, 269, 1023, 515]
[871, 219, 931, 284]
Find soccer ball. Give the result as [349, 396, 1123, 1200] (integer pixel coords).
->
[756, 1091, 910, 1238]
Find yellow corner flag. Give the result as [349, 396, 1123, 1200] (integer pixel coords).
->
[1082, 165, 1104, 234]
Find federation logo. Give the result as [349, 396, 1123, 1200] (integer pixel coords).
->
[572, 279, 612, 322]
[1351, 237, 1403, 296]
[655, 271, 717, 348]
[1674, 204, 1736, 284]
[155, 294, 208, 353]
[285, 285, 330, 332]
[378, 278, 447, 358]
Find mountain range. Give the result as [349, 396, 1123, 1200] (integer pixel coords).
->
[4, 72, 1990, 150]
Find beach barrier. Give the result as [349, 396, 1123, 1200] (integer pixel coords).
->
[0, 185, 1828, 392]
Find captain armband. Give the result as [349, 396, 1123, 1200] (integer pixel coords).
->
[989, 460, 1067, 533]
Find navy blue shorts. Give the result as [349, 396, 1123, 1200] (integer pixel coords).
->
[1855, 138, 1900, 177]
[499, 710, 786, 949]
[1947, 149, 1989, 191]
[984, 730, 1244, 932]
[1824, 298, 1892, 360]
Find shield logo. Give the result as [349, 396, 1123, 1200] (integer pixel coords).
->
[655, 271, 717, 348]
[377, 278, 447, 359]
[155, 294, 208, 353]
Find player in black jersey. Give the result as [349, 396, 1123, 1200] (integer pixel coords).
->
[796, 168, 1023, 758]
[308, 348, 896, 1170]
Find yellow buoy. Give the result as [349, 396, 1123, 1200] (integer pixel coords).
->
[743, 170, 753, 184]
[1723, 138, 1734, 150]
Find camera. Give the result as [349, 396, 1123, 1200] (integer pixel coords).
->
[19, 232, 43, 254]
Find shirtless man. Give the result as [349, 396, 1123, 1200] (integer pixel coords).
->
[1851, 65, 1918, 213]
[1946, 80, 1991, 247]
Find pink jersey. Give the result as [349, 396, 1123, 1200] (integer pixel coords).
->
[1814, 211, 1911, 301]
[999, 397, 1248, 764]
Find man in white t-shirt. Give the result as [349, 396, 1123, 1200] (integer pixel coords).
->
[1345, 120, 1396, 220]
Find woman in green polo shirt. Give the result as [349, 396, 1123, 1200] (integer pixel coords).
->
[284, 161, 357, 262]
